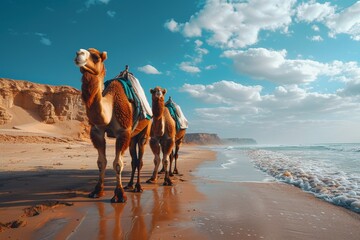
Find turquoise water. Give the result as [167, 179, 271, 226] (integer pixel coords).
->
[195, 146, 271, 182]
[195, 144, 360, 213]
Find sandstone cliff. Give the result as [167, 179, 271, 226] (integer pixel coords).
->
[0, 78, 89, 139]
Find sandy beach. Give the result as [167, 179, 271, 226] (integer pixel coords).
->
[0, 128, 359, 240]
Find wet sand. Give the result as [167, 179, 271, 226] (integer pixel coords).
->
[1, 138, 359, 240]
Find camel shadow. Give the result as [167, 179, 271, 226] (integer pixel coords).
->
[0, 168, 153, 209]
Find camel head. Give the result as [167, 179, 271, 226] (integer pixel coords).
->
[150, 86, 167, 102]
[74, 48, 107, 76]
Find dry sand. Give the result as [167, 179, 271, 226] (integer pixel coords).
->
[1, 127, 359, 240]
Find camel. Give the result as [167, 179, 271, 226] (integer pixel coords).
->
[146, 87, 186, 185]
[159, 98, 186, 176]
[160, 130, 186, 176]
[74, 48, 151, 203]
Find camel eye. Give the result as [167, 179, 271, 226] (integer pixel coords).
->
[91, 54, 99, 62]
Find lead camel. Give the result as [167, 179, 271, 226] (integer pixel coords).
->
[74, 48, 151, 203]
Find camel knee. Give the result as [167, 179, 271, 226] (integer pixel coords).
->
[153, 156, 160, 165]
[150, 139, 160, 154]
[141, 135, 148, 145]
[97, 160, 107, 171]
[113, 161, 124, 174]
[162, 158, 169, 168]
[150, 138, 158, 147]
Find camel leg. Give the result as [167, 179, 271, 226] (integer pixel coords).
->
[158, 166, 166, 174]
[125, 139, 137, 191]
[162, 138, 175, 186]
[173, 143, 180, 175]
[89, 127, 107, 198]
[134, 135, 147, 192]
[147, 138, 161, 183]
[111, 131, 131, 203]
[169, 150, 174, 177]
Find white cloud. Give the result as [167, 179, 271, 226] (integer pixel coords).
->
[325, 2, 360, 41]
[179, 62, 201, 73]
[180, 81, 262, 104]
[168, 1, 360, 49]
[205, 64, 217, 70]
[168, 0, 296, 48]
[309, 35, 323, 41]
[222, 47, 360, 86]
[193, 39, 208, 63]
[35, 33, 51, 46]
[296, 1, 334, 22]
[85, 0, 110, 8]
[296, 1, 360, 41]
[164, 19, 180, 32]
[137, 65, 161, 74]
[107, 10, 116, 18]
[181, 80, 360, 143]
[223, 48, 326, 84]
[312, 24, 320, 31]
[178, 40, 209, 73]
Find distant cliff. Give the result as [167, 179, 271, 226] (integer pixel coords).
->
[221, 138, 257, 145]
[184, 133, 257, 145]
[184, 133, 222, 145]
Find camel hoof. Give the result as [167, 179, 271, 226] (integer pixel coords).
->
[88, 190, 105, 198]
[111, 196, 127, 203]
[134, 183, 143, 193]
[169, 172, 174, 177]
[158, 169, 165, 174]
[124, 184, 134, 191]
[163, 178, 173, 186]
[111, 188, 127, 203]
[173, 169, 179, 175]
[146, 178, 157, 184]
[88, 183, 104, 198]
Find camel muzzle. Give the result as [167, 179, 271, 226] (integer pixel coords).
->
[74, 49, 90, 67]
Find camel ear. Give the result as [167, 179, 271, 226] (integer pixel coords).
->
[162, 88, 167, 95]
[101, 51, 107, 61]
[150, 88, 155, 94]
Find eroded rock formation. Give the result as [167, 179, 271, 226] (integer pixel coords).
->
[0, 78, 87, 125]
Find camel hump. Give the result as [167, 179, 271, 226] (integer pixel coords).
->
[104, 67, 153, 131]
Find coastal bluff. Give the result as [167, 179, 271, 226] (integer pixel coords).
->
[184, 133, 222, 145]
[184, 133, 257, 145]
[222, 137, 257, 145]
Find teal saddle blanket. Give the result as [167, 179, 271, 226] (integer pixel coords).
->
[104, 77, 151, 129]
[165, 101, 181, 131]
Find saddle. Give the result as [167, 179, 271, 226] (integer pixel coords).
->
[103, 66, 152, 137]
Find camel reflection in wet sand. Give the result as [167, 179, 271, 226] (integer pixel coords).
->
[88, 187, 180, 240]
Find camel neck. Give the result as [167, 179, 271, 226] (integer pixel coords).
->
[81, 73, 103, 109]
[152, 98, 164, 121]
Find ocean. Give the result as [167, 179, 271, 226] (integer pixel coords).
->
[195, 143, 360, 214]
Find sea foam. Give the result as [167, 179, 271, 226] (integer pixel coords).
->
[248, 148, 360, 213]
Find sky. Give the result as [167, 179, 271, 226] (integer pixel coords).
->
[2, 0, 360, 144]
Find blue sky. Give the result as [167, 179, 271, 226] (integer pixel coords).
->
[2, 0, 360, 144]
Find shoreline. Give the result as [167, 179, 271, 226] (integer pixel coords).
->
[1, 140, 359, 239]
